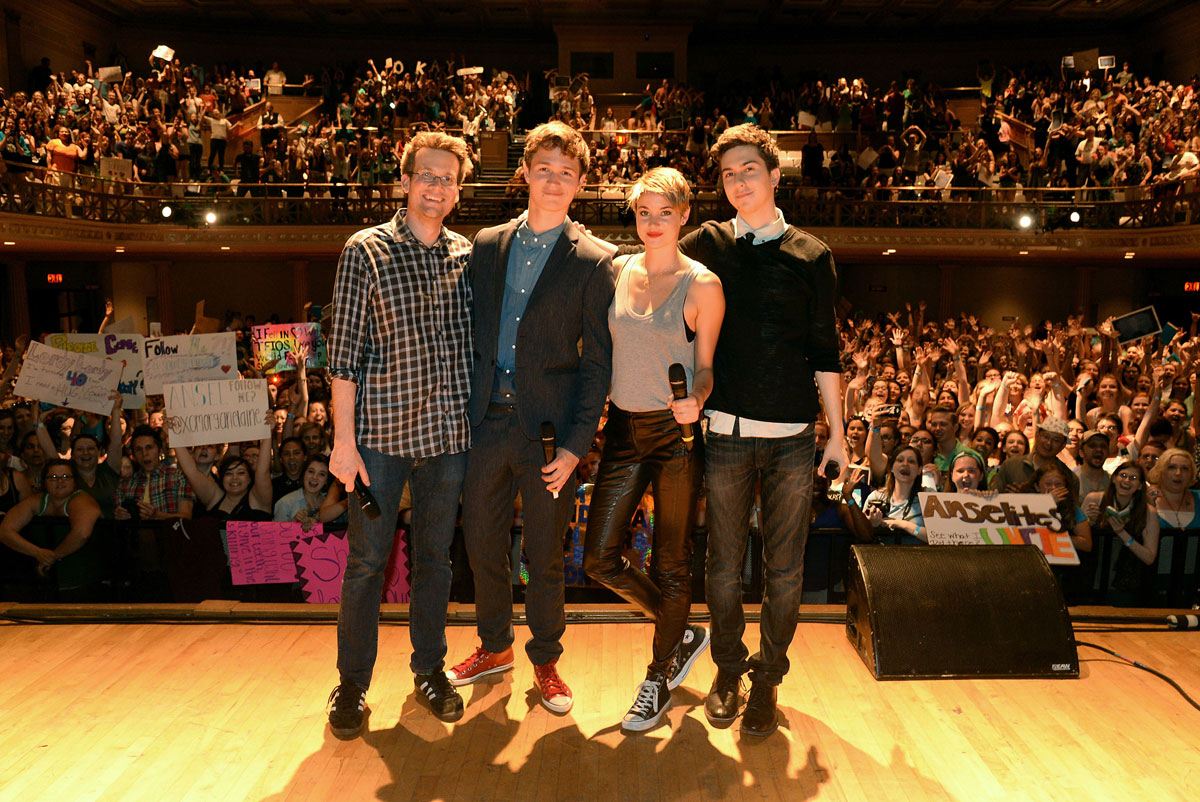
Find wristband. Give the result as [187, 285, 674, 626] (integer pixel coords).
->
[870, 427, 882, 434]
[1124, 538, 1134, 548]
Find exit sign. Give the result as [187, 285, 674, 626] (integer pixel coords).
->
[1185, 281, 1200, 292]
[46, 273, 63, 284]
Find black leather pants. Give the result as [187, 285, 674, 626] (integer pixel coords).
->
[583, 406, 703, 673]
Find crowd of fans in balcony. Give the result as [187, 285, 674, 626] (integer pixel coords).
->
[1, 52, 1197, 202]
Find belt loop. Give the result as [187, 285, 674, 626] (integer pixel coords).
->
[732, 416, 741, 438]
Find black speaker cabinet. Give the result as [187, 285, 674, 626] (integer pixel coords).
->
[845, 544, 1078, 680]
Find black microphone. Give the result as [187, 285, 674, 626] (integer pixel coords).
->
[823, 460, 842, 481]
[354, 475, 381, 520]
[540, 421, 559, 499]
[668, 362, 694, 452]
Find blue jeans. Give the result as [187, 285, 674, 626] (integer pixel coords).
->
[337, 446, 467, 686]
[704, 427, 815, 685]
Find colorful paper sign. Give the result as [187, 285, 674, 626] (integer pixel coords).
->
[14, 341, 123, 416]
[48, 332, 146, 409]
[249, 322, 328, 374]
[143, 332, 237, 395]
[920, 492, 1080, 566]
[292, 530, 410, 603]
[226, 521, 317, 585]
[163, 378, 270, 448]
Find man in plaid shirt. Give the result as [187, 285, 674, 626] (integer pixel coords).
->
[325, 131, 473, 735]
[113, 425, 194, 519]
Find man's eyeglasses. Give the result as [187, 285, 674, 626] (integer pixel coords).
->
[409, 171, 457, 188]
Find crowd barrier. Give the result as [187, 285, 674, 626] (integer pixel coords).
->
[3, 517, 1195, 609]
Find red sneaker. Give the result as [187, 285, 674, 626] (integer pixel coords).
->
[445, 645, 515, 687]
[533, 659, 573, 713]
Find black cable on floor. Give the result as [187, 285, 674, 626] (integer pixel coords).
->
[1075, 640, 1200, 712]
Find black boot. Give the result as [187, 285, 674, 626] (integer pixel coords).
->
[740, 680, 778, 736]
[704, 669, 742, 727]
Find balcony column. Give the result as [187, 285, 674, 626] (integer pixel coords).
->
[938, 264, 956, 321]
[288, 260, 309, 323]
[5, 261, 30, 339]
[154, 261, 174, 334]
[1074, 266, 1093, 322]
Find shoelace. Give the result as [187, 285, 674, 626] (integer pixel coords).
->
[450, 646, 489, 676]
[627, 680, 662, 717]
[534, 664, 570, 699]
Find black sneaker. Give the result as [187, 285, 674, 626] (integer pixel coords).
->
[327, 682, 367, 739]
[665, 624, 711, 690]
[415, 671, 465, 723]
[621, 672, 671, 733]
[740, 680, 778, 737]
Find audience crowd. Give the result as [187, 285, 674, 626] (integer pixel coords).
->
[2, 53, 1197, 200]
[1, 300, 1196, 607]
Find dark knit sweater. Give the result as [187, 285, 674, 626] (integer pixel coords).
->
[677, 220, 840, 424]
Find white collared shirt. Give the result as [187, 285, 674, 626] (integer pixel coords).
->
[708, 207, 810, 438]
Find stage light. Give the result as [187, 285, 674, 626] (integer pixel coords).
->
[1069, 210, 1081, 224]
[205, 211, 217, 224]
[161, 205, 173, 219]
[220, 246, 231, 251]
[302, 172, 309, 181]
[1018, 214, 1033, 229]
[1124, 252, 1135, 259]
[115, 247, 125, 253]
[2, 241, 14, 246]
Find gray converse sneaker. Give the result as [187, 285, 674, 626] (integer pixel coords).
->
[665, 624, 710, 690]
[621, 673, 671, 733]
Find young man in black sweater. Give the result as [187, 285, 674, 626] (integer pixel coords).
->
[684, 125, 847, 736]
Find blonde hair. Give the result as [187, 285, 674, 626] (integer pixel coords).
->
[626, 167, 691, 213]
[1148, 448, 1197, 486]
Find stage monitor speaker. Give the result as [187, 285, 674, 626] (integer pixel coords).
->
[845, 544, 1078, 680]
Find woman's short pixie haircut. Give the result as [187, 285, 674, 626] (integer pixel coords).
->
[626, 167, 691, 213]
[522, 121, 590, 174]
[400, 131, 469, 183]
[710, 123, 781, 171]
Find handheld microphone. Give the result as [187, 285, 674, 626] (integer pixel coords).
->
[823, 460, 842, 481]
[540, 421, 559, 499]
[354, 475, 382, 520]
[1167, 614, 1199, 630]
[667, 362, 694, 452]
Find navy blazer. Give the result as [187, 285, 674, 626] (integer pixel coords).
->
[468, 219, 615, 459]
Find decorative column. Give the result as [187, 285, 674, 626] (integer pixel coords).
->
[938, 264, 956, 321]
[289, 260, 309, 323]
[6, 261, 30, 339]
[154, 261, 174, 334]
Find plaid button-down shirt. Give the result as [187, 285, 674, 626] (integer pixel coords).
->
[115, 463, 195, 515]
[328, 210, 473, 458]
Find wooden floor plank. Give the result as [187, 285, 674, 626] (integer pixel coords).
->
[0, 610, 1197, 802]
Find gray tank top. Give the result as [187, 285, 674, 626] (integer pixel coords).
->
[608, 256, 703, 411]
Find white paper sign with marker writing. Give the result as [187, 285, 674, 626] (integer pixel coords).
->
[14, 341, 123, 416]
[142, 332, 238, 395]
[163, 379, 270, 448]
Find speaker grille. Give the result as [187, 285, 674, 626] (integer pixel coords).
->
[846, 545, 1079, 680]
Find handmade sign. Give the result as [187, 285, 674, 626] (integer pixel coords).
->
[226, 521, 315, 585]
[14, 341, 123, 416]
[142, 332, 237, 394]
[292, 530, 410, 603]
[163, 378, 270, 448]
[920, 492, 1080, 566]
[47, 332, 146, 408]
[249, 322, 328, 374]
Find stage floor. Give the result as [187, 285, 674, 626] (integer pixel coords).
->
[0, 604, 1196, 802]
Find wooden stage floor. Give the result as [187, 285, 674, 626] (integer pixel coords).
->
[0, 604, 1196, 802]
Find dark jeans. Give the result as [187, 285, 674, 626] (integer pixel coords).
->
[705, 427, 815, 685]
[462, 404, 576, 665]
[208, 138, 226, 169]
[337, 446, 467, 686]
[583, 407, 702, 673]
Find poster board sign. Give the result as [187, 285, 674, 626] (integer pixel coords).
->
[47, 332, 146, 409]
[143, 332, 237, 395]
[97, 66, 123, 83]
[226, 521, 316, 585]
[13, 341, 123, 416]
[857, 147, 878, 170]
[795, 111, 817, 129]
[246, 78, 261, 91]
[151, 45, 175, 61]
[250, 322, 328, 374]
[1112, 305, 1161, 345]
[921, 492, 1080, 566]
[99, 157, 134, 182]
[292, 530, 410, 603]
[163, 378, 270, 448]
